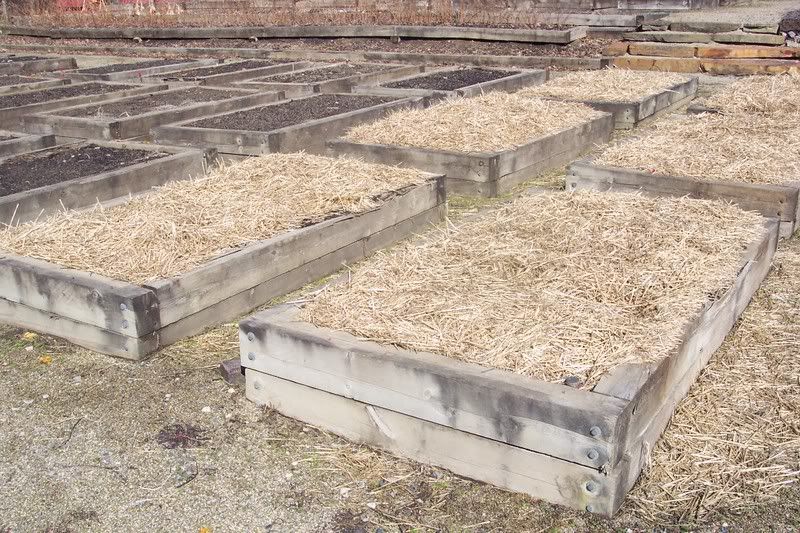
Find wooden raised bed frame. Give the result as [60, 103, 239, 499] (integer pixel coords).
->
[0, 131, 56, 158]
[233, 62, 424, 97]
[353, 67, 548, 99]
[142, 60, 315, 87]
[567, 159, 800, 237]
[0, 140, 214, 225]
[0, 76, 69, 96]
[0, 176, 445, 359]
[0, 56, 77, 75]
[239, 217, 778, 516]
[24, 87, 285, 140]
[329, 112, 614, 197]
[153, 94, 426, 155]
[65, 58, 219, 82]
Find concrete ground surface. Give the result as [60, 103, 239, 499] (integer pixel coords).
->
[664, 0, 800, 25]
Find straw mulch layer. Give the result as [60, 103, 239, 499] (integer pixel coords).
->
[703, 72, 800, 116]
[595, 112, 800, 185]
[518, 68, 691, 103]
[301, 191, 763, 387]
[624, 240, 800, 523]
[343, 92, 604, 153]
[0, 153, 428, 284]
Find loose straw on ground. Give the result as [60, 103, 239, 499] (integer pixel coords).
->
[623, 239, 800, 523]
[703, 72, 800, 116]
[0, 153, 428, 284]
[595, 112, 800, 185]
[344, 92, 604, 153]
[518, 68, 691, 103]
[301, 191, 763, 387]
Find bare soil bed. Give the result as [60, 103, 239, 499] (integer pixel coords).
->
[187, 94, 396, 131]
[0, 74, 44, 86]
[384, 67, 518, 90]
[0, 144, 165, 197]
[53, 87, 248, 118]
[76, 58, 189, 75]
[258, 63, 388, 83]
[0, 83, 134, 107]
[161, 59, 285, 80]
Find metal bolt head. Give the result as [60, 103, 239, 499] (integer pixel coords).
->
[119, 303, 128, 311]
[121, 319, 129, 330]
[247, 352, 255, 361]
[247, 332, 255, 342]
[253, 381, 262, 390]
[585, 481, 597, 493]
[589, 426, 602, 438]
[585, 504, 594, 513]
[587, 449, 599, 461]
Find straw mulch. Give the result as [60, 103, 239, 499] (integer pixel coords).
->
[300, 191, 764, 387]
[595, 112, 800, 185]
[518, 68, 691, 103]
[343, 92, 604, 153]
[624, 239, 800, 523]
[703, 72, 800, 116]
[0, 153, 428, 284]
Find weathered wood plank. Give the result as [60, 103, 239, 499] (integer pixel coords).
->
[0, 132, 55, 158]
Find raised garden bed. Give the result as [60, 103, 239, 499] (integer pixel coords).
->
[25, 86, 284, 140]
[0, 130, 56, 158]
[518, 70, 699, 129]
[66, 58, 218, 81]
[146, 59, 310, 86]
[153, 93, 422, 155]
[686, 74, 799, 117]
[354, 67, 548, 99]
[0, 153, 445, 359]
[239, 191, 777, 517]
[1, 82, 167, 128]
[0, 55, 77, 75]
[331, 92, 614, 197]
[0, 141, 212, 225]
[234, 62, 423, 97]
[0, 75, 68, 95]
[567, 113, 800, 236]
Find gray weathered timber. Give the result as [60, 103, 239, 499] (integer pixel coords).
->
[145, 60, 315, 87]
[153, 94, 425, 155]
[329, 112, 614, 197]
[0, 131, 56, 158]
[0, 76, 68, 96]
[246, 371, 614, 515]
[0, 24, 586, 44]
[65, 59, 219, 82]
[0, 176, 444, 359]
[0, 56, 77, 75]
[23, 87, 284, 140]
[2, 82, 169, 130]
[238, 213, 776, 516]
[0, 141, 213, 225]
[353, 67, 548, 99]
[567, 160, 800, 237]
[233, 63, 424, 96]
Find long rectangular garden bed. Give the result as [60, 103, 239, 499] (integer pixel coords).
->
[239, 191, 778, 516]
[233, 62, 423, 97]
[0, 55, 77, 75]
[144, 59, 313, 86]
[1, 82, 168, 129]
[330, 92, 614, 197]
[66, 58, 218, 82]
[567, 112, 800, 236]
[0, 153, 446, 359]
[518, 69, 699, 129]
[354, 67, 548, 99]
[0, 131, 56, 158]
[0, 75, 68, 96]
[0, 141, 213, 225]
[153, 93, 422, 155]
[24, 86, 284, 140]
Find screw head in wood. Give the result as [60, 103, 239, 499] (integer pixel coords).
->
[585, 504, 594, 513]
[247, 332, 255, 342]
[587, 449, 599, 461]
[119, 303, 127, 311]
[585, 481, 597, 493]
[121, 320, 129, 329]
[254, 381, 262, 390]
[589, 426, 602, 438]
[247, 352, 255, 361]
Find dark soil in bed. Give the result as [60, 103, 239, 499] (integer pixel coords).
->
[54, 87, 247, 118]
[0, 143, 165, 196]
[259, 63, 389, 84]
[77, 58, 190, 75]
[0, 83, 135, 108]
[0, 75, 44, 86]
[385, 68, 518, 91]
[162, 60, 286, 80]
[188, 94, 396, 131]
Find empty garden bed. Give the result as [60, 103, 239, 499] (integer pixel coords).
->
[240, 190, 777, 517]
[0, 55, 77, 75]
[330, 92, 614, 196]
[153, 93, 420, 155]
[67, 58, 217, 81]
[0, 153, 445, 358]
[568, 112, 800, 236]
[25, 86, 284, 140]
[0, 75, 67, 96]
[149, 59, 309, 86]
[234, 62, 422, 96]
[0, 141, 211, 225]
[518, 69, 698, 129]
